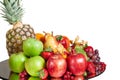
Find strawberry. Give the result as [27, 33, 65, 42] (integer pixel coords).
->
[39, 68, 48, 79]
[87, 62, 96, 78]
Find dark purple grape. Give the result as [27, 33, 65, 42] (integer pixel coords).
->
[91, 55, 98, 60]
[95, 57, 100, 63]
[94, 60, 100, 64]
[97, 56, 100, 61]
[94, 49, 99, 54]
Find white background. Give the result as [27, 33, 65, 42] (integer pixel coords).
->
[0, 0, 120, 80]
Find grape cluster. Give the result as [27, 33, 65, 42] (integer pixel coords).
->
[63, 71, 74, 80]
[19, 70, 29, 80]
[88, 49, 100, 64]
[85, 46, 106, 78]
[95, 62, 106, 76]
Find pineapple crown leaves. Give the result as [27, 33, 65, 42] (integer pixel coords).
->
[0, 0, 23, 24]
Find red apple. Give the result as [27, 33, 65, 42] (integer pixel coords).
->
[67, 54, 87, 76]
[46, 54, 67, 78]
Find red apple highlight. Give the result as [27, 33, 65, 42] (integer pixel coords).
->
[46, 54, 67, 78]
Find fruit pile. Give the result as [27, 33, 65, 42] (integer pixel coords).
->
[9, 32, 106, 80]
[0, 0, 106, 80]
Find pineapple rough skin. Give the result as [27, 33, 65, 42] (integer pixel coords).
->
[6, 24, 35, 56]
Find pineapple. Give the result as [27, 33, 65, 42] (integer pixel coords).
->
[0, 0, 35, 56]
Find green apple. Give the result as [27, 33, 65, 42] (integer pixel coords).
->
[9, 52, 27, 73]
[23, 38, 43, 57]
[25, 56, 45, 77]
[28, 77, 41, 80]
[9, 72, 19, 80]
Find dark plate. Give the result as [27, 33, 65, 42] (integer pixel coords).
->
[0, 60, 10, 80]
[0, 60, 105, 80]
